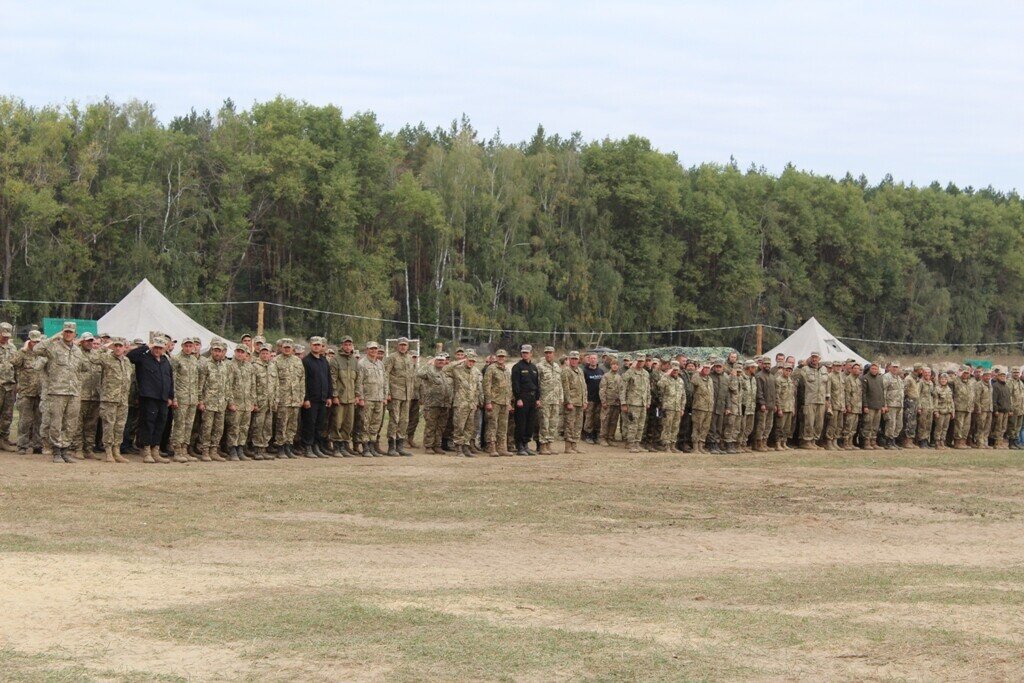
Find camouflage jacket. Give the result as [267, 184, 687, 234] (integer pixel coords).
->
[383, 351, 416, 400]
[537, 359, 563, 405]
[88, 350, 133, 405]
[199, 358, 231, 412]
[330, 352, 358, 403]
[33, 336, 89, 396]
[228, 358, 256, 408]
[951, 376, 974, 412]
[619, 367, 650, 408]
[449, 362, 481, 407]
[79, 349, 104, 401]
[796, 365, 829, 405]
[11, 348, 43, 397]
[904, 375, 920, 401]
[975, 380, 993, 411]
[917, 379, 935, 410]
[482, 363, 513, 406]
[828, 372, 846, 412]
[934, 385, 954, 413]
[273, 354, 306, 407]
[775, 373, 796, 412]
[1010, 378, 1024, 415]
[739, 373, 757, 414]
[0, 340, 15, 386]
[599, 372, 622, 406]
[561, 365, 586, 405]
[690, 373, 716, 412]
[253, 358, 279, 410]
[844, 373, 863, 413]
[658, 373, 686, 412]
[882, 373, 904, 408]
[418, 364, 452, 408]
[356, 357, 388, 402]
[171, 353, 202, 405]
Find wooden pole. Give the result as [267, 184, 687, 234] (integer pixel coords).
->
[257, 301, 265, 337]
[756, 324, 763, 356]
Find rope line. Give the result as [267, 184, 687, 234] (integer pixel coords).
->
[1, 297, 1021, 347]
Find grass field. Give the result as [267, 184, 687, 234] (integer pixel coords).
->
[2, 446, 1023, 681]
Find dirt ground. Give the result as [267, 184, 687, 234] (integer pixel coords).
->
[2, 446, 1023, 681]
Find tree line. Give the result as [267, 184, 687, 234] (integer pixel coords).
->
[1, 95, 1022, 354]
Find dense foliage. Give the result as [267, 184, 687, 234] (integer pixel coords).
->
[1, 95, 1022, 353]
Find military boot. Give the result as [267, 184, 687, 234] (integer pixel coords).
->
[628, 442, 641, 453]
[461, 444, 475, 457]
[406, 436, 418, 448]
[487, 441, 499, 457]
[387, 438, 399, 456]
[173, 445, 190, 463]
[58, 448, 75, 463]
[598, 437, 609, 447]
[140, 446, 156, 463]
[337, 441, 353, 457]
[209, 446, 226, 462]
[153, 447, 171, 463]
[238, 446, 253, 461]
[774, 439, 784, 452]
[112, 445, 129, 463]
[396, 439, 412, 456]
[101, 446, 114, 463]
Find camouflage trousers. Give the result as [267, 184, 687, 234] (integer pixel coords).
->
[933, 413, 952, 445]
[406, 399, 419, 443]
[275, 406, 300, 446]
[773, 412, 793, 445]
[200, 409, 226, 449]
[16, 395, 42, 449]
[539, 403, 562, 444]
[755, 409, 774, 441]
[861, 408, 882, 440]
[1009, 414, 1024, 442]
[423, 406, 448, 449]
[583, 402, 601, 436]
[485, 405, 510, 446]
[359, 400, 385, 443]
[902, 399, 918, 441]
[46, 394, 80, 449]
[717, 413, 739, 444]
[452, 404, 478, 446]
[563, 403, 584, 443]
[954, 411, 972, 441]
[692, 409, 713, 448]
[99, 401, 128, 448]
[993, 413, 1009, 442]
[843, 412, 860, 441]
[226, 407, 253, 447]
[387, 398, 410, 439]
[251, 405, 273, 448]
[660, 409, 682, 445]
[0, 384, 14, 438]
[824, 409, 844, 440]
[738, 412, 755, 446]
[331, 402, 356, 443]
[883, 407, 903, 440]
[171, 403, 197, 447]
[600, 404, 620, 441]
[621, 405, 647, 444]
[801, 404, 826, 443]
[77, 399, 101, 451]
[916, 409, 934, 442]
[974, 412, 992, 445]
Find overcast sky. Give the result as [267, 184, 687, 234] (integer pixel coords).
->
[3, 1, 1021, 191]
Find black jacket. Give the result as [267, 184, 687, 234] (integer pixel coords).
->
[303, 353, 333, 403]
[862, 373, 885, 410]
[127, 344, 174, 401]
[992, 380, 1011, 412]
[511, 359, 540, 402]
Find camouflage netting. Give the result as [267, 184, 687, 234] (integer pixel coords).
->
[620, 346, 739, 361]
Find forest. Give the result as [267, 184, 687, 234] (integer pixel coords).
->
[1, 95, 1022, 353]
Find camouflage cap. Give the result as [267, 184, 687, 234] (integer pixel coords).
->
[434, 354, 446, 361]
[210, 340, 227, 351]
[0, 322, 13, 334]
[710, 356, 724, 365]
[823, 360, 833, 367]
[670, 360, 681, 369]
[309, 336, 326, 345]
[240, 333, 253, 341]
[744, 359, 757, 368]
[397, 336, 410, 344]
[79, 332, 94, 341]
[622, 355, 632, 363]
[27, 330, 42, 342]
[99, 331, 111, 339]
[889, 360, 901, 368]
[150, 336, 168, 348]
[254, 335, 265, 343]
[634, 353, 646, 362]
[132, 338, 145, 345]
[366, 341, 379, 350]
[233, 344, 248, 354]
[465, 350, 478, 359]
[340, 335, 353, 343]
[294, 344, 306, 353]
[496, 349, 508, 357]
[110, 337, 126, 346]
[912, 362, 923, 370]
[259, 343, 273, 352]
[543, 346, 555, 353]
[846, 358, 858, 364]
[520, 344, 532, 353]
[808, 350, 821, 358]
[568, 351, 580, 359]
[62, 321, 77, 332]
[455, 347, 465, 354]
[278, 338, 294, 347]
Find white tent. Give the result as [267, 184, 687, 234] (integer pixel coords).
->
[765, 317, 869, 366]
[98, 279, 234, 352]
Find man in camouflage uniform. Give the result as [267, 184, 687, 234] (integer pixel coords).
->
[88, 337, 134, 463]
[74, 333, 103, 459]
[772, 361, 796, 450]
[642, 358, 663, 449]
[272, 338, 305, 457]
[933, 373, 955, 449]
[170, 337, 202, 462]
[0, 322, 17, 450]
[738, 360, 757, 452]
[914, 366, 935, 448]
[718, 360, 742, 454]
[709, 357, 729, 453]
[658, 361, 686, 453]
[198, 340, 231, 462]
[536, 346, 563, 455]
[560, 351, 587, 454]
[449, 351, 482, 457]
[418, 354, 451, 454]
[12, 330, 44, 453]
[225, 345, 257, 460]
[482, 349, 513, 456]
[328, 335, 358, 455]
[795, 351, 829, 450]
[823, 361, 846, 450]
[407, 351, 421, 448]
[754, 356, 776, 453]
[677, 358, 695, 451]
[1009, 367, 1024, 449]
[901, 363, 921, 448]
[619, 355, 651, 453]
[384, 337, 416, 456]
[357, 341, 388, 456]
[251, 343, 278, 460]
[690, 361, 715, 454]
[860, 361, 885, 450]
[33, 322, 90, 463]
[598, 357, 621, 446]
[842, 360, 862, 450]
[974, 369, 993, 449]
[880, 362, 905, 449]
[950, 366, 975, 449]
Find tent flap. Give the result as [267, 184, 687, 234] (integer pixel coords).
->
[765, 317, 868, 366]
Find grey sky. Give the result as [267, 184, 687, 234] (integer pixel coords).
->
[3, 1, 1022, 190]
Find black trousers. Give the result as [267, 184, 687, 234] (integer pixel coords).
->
[514, 402, 537, 447]
[301, 401, 327, 446]
[139, 397, 170, 446]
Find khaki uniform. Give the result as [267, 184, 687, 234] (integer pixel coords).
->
[754, 368, 776, 444]
[598, 371, 622, 442]
[33, 337, 89, 449]
[0, 338, 16, 442]
[882, 373, 905, 441]
[356, 356, 388, 443]
[974, 380, 993, 447]
[251, 358, 278, 448]
[226, 358, 256, 447]
[199, 357, 231, 449]
[171, 353, 201, 450]
[843, 373, 862, 444]
[449, 362, 481, 447]
[272, 354, 305, 447]
[88, 350, 133, 448]
[903, 375, 920, 443]
[11, 348, 43, 450]
[77, 347, 104, 453]
[619, 367, 650, 447]
[329, 351, 358, 444]
[951, 376, 974, 442]
[482, 363, 512, 449]
[933, 384, 954, 445]
[738, 372, 756, 447]
[537, 359, 563, 444]
[690, 372, 715, 450]
[916, 379, 935, 443]
[1009, 377, 1024, 443]
[796, 364, 829, 444]
[384, 350, 416, 440]
[658, 373, 686, 447]
[561, 364, 587, 444]
[825, 371, 846, 443]
[419, 364, 451, 450]
[773, 372, 796, 447]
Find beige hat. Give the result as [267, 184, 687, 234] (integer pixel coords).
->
[366, 341, 379, 350]
[496, 349, 508, 357]
[568, 351, 580, 359]
[278, 338, 294, 347]
[520, 344, 533, 353]
[62, 321, 77, 332]
[543, 346, 555, 353]
[150, 336, 168, 348]
[210, 340, 227, 351]
[309, 336, 326, 345]
[27, 330, 42, 342]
